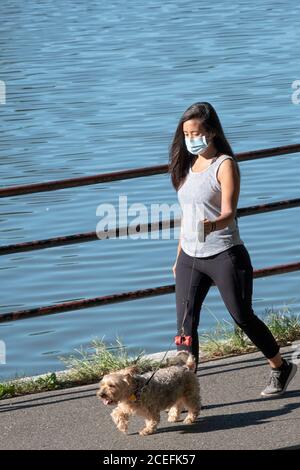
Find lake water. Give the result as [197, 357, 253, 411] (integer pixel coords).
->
[1, 0, 300, 381]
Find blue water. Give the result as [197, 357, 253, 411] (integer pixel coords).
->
[0, 0, 300, 381]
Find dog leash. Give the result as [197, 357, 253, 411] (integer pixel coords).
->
[129, 338, 175, 402]
[177, 153, 219, 342]
[176, 219, 200, 343]
[130, 217, 202, 402]
[130, 170, 218, 402]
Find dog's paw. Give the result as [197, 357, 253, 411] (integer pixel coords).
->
[116, 425, 128, 434]
[167, 415, 181, 423]
[167, 409, 181, 423]
[139, 428, 154, 436]
[183, 414, 198, 425]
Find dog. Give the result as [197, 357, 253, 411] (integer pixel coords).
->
[96, 351, 201, 436]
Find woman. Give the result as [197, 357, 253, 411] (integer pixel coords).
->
[168, 102, 297, 397]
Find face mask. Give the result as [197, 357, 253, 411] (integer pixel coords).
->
[185, 135, 208, 155]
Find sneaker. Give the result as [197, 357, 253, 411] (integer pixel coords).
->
[261, 360, 297, 397]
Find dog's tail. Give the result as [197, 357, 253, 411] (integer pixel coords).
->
[166, 351, 197, 372]
[182, 352, 197, 372]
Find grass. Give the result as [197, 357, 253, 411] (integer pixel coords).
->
[1, 307, 299, 400]
[0, 338, 158, 400]
[0, 372, 61, 401]
[57, 337, 157, 383]
[199, 304, 300, 359]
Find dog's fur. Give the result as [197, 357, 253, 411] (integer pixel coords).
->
[96, 351, 201, 436]
[165, 350, 197, 371]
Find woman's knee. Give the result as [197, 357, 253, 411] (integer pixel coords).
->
[233, 309, 261, 329]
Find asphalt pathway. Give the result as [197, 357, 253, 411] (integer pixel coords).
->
[1, 345, 299, 450]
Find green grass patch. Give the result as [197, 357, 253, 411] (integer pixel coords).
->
[199, 305, 300, 359]
[58, 337, 157, 384]
[0, 372, 60, 400]
[0, 338, 157, 400]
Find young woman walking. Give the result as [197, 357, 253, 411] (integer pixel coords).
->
[168, 102, 297, 397]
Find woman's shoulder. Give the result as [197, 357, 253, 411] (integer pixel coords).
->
[215, 154, 236, 167]
[217, 153, 234, 160]
[212, 153, 234, 168]
[216, 154, 239, 184]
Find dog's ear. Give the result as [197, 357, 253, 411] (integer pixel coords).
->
[121, 365, 138, 385]
[122, 365, 139, 376]
[123, 374, 132, 386]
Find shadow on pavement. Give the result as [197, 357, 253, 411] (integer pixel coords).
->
[147, 400, 300, 436]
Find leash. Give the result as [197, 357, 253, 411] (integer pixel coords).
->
[129, 338, 175, 402]
[131, 211, 202, 402]
[176, 152, 219, 342]
[130, 155, 219, 402]
[175, 217, 200, 344]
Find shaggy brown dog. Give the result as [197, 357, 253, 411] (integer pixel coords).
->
[96, 352, 201, 436]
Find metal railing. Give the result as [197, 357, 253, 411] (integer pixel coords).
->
[1, 143, 299, 323]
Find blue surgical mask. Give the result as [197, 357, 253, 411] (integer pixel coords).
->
[185, 135, 208, 155]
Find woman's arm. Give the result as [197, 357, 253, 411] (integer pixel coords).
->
[176, 220, 182, 261]
[203, 158, 240, 234]
[172, 220, 182, 278]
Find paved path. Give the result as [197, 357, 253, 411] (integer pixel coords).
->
[1, 345, 299, 450]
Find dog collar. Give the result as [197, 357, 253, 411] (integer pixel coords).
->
[129, 379, 144, 403]
[129, 393, 137, 402]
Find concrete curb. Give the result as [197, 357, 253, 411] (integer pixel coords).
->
[1, 349, 180, 385]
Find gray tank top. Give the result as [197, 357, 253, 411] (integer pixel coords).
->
[177, 154, 244, 257]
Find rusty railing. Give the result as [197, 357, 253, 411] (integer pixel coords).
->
[0, 143, 299, 323]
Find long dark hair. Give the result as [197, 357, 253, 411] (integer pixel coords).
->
[168, 102, 240, 191]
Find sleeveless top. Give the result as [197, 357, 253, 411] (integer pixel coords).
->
[177, 154, 244, 257]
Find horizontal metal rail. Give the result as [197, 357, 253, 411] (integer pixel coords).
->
[1, 143, 299, 325]
[1, 198, 299, 255]
[0, 260, 299, 323]
[0, 143, 299, 198]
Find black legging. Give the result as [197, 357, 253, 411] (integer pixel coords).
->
[175, 244, 280, 369]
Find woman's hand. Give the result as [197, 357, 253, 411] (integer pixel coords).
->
[201, 218, 214, 238]
[172, 259, 178, 278]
